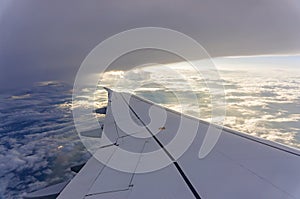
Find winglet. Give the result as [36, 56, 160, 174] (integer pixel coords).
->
[103, 87, 113, 100]
[103, 87, 113, 94]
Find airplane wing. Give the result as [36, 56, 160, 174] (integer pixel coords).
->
[26, 88, 300, 199]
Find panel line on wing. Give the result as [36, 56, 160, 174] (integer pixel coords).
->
[221, 128, 300, 157]
[85, 147, 119, 197]
[128, 139, 149, 187]
[120, 93, 202, 199]
[114, 120, 121, 138]
[217, 150, 296, 199]
[85, 188, 130, 197]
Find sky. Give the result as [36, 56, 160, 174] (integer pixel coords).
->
[0, 0, 300, 91]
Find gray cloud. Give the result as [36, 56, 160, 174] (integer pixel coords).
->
[0, 0, 300, 90]
[0, 82, 90, 198]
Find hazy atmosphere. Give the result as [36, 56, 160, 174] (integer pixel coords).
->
[1, 0, 300, 90]
[0, 1, 300, 198]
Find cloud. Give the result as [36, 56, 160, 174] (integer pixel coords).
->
[0, 82, 89, 198]
[0, 0, 300, 90]
[98, 64, 300, 149]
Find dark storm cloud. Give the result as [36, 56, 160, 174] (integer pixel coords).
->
[0, 0, 300, 90]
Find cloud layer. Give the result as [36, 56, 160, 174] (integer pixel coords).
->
[0, 63, 299, 198]
[0, 82, 90, 198]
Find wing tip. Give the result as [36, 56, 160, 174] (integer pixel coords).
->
[103, 87, 113, 94]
